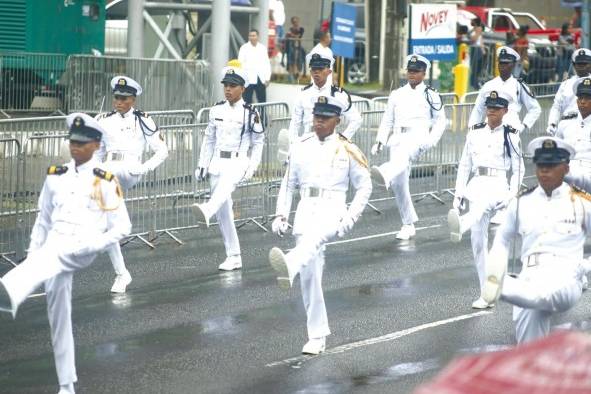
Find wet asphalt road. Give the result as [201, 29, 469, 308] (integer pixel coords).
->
[1, 194, 591, 394]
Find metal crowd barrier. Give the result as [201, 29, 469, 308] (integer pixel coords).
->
[0, 93, 562, 263]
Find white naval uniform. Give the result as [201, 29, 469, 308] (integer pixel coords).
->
[288, 80, 361, 141]
[489, 183, 590, 343]
[198, 98, 264, 258]
[454, 123, 524, 289]
[0, 158, 131, 386]
[556, 113, 591, 190]
[548, 75, 586, 131]
[375, 81, 446, 225]
[468, 76, 541, 131]
[275, 133, 371, 340]
[95, 108, 168, 277]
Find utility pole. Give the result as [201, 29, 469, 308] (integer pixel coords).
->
[211, 0, 231, 100]
[382, 0, 406, 91]
[253, 0, 269, 51]
[128, 0, 145, 58]
[583, 0, 590, 49]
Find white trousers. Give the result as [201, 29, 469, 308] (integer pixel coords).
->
[103, 161, 141, 276]
[1, 232, 96, 386]
[501, 262, 584, 344]
[378, 140, 421, 225]
[203, 172, 243, 257]
[286, 219, 340, 340]
[565, 161, 591, 192]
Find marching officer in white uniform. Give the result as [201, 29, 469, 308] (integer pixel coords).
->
[447, 91, 524, 309]
[547, 48, 591, 135]
[268, 96, 371, 355]
[192, 64, 265, 271]
[95, 75, 168, 293]
[0, 113, 131, 394]
[468, 46, 541, 133]
[288, 52, 361, 142]
[556, 77, 591, 191]
[370, 54, 446, 240]
[483, 137, 591, 343]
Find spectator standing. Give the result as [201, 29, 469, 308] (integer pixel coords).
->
[238, 29, 272, 104]
[512, 25, 529, 79]
[285, 16, 306, 82]
[270, 0, 285, 41]
[469, 17, 485, 90]
[557, 23, 576, 81]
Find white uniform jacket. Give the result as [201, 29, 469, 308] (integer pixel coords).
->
[28, 158, 132, 255]
[276, 133, 372, 235]
[468, 76, 541, 130]
[288, 81, 361, 141]
[455, 122, 524, 202]
[548, 75, 584, 128]
[198, 98, 265, 176]
[556, 113, 591, 161]
[95, 108, 168, 173]
[375, 81, 446, 150]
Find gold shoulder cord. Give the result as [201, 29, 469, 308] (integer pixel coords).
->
[339, 138, 368, 169]
[571, 186, 590, 230]
[92, 177, 124, 211]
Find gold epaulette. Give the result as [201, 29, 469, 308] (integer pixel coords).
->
[47, 165, 68, 175]
[338, 134, 368, 169]
[93, 168, 115, 181]
[571, 184, 591, 202]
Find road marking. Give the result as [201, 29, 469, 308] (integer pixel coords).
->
[266, 310, 492, 368]
[326, 224, 442, 246]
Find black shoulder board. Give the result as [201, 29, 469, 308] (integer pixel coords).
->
[214, 100, 225, 106]
[504, 124, 517, 134]
[133, 109, 149, 118]
[47, 165, 68, 175]
[518, 185, 536, 197]
[105, 110, 116, 117]
[96, 110, 116, 120]
[471, 122, 486, 130]
[302, 83, 313, 91]
[93, 168, 115, 181]
[561, 112, 578, 120]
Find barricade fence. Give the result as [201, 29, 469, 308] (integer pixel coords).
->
[0, 95, 558, 262]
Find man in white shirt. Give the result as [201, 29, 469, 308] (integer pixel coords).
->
[238, 29, 272, 104]
[468, 46, 541, 133]
[547, 48, 591, 135]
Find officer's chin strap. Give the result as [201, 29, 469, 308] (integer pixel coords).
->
[92, 177, 123, 211]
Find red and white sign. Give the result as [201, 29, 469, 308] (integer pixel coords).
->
[410, 4, 457, 40]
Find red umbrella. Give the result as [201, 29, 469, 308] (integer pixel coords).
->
[414, 331, 591, 394]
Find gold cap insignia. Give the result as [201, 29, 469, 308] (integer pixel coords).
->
[410, 56, 417, 62]
[311, 54, 321, 60]
[227, 69, 235, 74]
[117, 78, 126, 86]
[318, 96, 328, 104]
[500, 48, 506, 54]
[542, 139, 557, 149]
[580, 49, 586, 56]
[584, 79, 591, 86]
[490, 91, 498, 99]
[74, 116, 83, 127]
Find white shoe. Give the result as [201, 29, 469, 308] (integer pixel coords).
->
[471, 297, 494, 309]
[396, 224, 416, 240]
[482, 254, 507, 304]
[268, 247, 292, 289]
[57, 383, 75, 394]
[110, 272, 132, 293]
[218, 255, 242, 271]
[302, 337, 326, 355]
[447, 209, 462, 243]
[191, 203, 211, 227]
[370, 166, 388, 189]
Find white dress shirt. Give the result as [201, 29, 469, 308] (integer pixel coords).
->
[548, 74, 588, 128]
[468, 76, 541, 131]
[556, 113, 591, 160]
[238, 42, 272, 84]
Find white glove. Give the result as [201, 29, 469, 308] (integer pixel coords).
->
[494, 193, 513, 211]
[452, 193, 464, 211]
[336, 215, 355, 238]
[128, 163, 147, 176]
[195, 167, 208, 181]
[271, 216, 289, 236]
[546, 123, 556, 135]
[370, 142, 383, 156]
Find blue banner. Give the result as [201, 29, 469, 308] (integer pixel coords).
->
[331, 3, 356, 59]
[409, 38, 457, 61]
